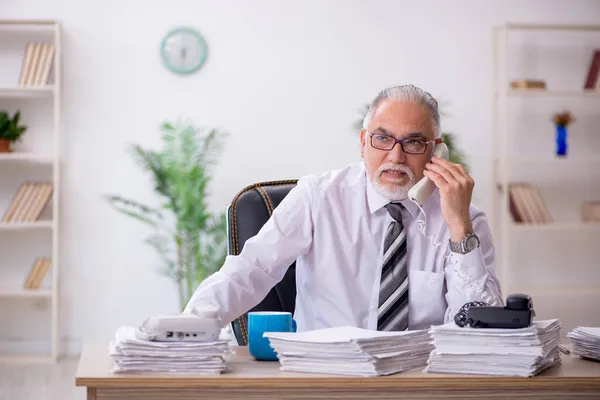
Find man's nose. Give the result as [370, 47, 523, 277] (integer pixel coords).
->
[386, 142, 407, 163]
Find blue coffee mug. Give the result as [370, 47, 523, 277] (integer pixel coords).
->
[248, 311, 297, 361]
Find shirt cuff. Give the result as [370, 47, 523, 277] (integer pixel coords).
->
[445, 246, 489, 288]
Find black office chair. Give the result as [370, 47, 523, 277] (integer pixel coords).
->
[227, 179, 298, 346]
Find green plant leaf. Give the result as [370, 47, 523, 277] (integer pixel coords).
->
[12, 110, 20, 126]
[441, 132, 469, 172]
[0, 112, 9, 136]
[145, 233, 173, 254]
[145, 233, 178, 279]
[103, 194, 164, 228]
[0, 110, 27, 142]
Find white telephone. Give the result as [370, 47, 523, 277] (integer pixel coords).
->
[135, 306, 223, 342]
[407, 137, 449, 206]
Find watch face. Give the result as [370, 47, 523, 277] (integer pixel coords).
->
[466, 235, 479, 251]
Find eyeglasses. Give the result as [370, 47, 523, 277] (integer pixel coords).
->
[368, 132, 442, 154]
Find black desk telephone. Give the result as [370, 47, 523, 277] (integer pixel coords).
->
[454, 293, 535, 329]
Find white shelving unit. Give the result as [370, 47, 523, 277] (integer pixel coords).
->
[0, 19, 61, 363]
[492, 23, 600, 334]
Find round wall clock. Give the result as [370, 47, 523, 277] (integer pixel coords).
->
[160, 27, 208, 75]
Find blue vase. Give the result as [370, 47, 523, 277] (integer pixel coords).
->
[555, 125, 567, 157]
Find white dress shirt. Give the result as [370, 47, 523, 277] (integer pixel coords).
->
[184, 161, 503, 331]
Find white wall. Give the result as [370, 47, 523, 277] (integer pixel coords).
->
[1, 0, 599, 356]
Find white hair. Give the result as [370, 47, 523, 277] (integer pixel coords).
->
[362, 84, 441, 138]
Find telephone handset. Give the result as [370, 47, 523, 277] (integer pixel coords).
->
[407, 137, 449, 207]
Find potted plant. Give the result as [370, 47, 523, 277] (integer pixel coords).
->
[0, 110, 27, 153]
[104, 119, 228, 311]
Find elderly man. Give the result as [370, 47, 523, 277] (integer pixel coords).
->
[184, 84, 503, 332]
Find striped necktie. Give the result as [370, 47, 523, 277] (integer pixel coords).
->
[377, 202, 409, 331]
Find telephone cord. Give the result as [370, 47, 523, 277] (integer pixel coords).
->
[413, 202, 500, 307]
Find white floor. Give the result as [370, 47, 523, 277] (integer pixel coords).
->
[0, 357, 85, 400]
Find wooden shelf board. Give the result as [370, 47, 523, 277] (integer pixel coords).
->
[503, 23, 600, 31]
[0, 221, 54, 230]
[495, 157, 600, 164]
[0, 153, 53, 163]
[0, 86, 54, 97]
[511, 222, 600, 231]
[0, 355, 55, 364]
[506, 286, 600, 296]
[0, 19, 58, 26]
[504, 89, 600, 97]
[0, 287, 52, 298]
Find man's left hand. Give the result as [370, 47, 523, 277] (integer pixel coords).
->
[423, 156, 474, 241]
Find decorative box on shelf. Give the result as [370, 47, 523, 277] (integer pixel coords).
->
[510, 80, 546, 89]
[582, 201, 600, 222]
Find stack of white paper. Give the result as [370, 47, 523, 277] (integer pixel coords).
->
[263, 326, 433, 377]
[108, 326, 232, 374]
[426, 319, 562, 377]
[567, 327, 600, 362]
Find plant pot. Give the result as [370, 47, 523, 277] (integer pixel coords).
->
[0, 139, 12, 153]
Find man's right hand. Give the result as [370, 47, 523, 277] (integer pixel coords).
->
[186, 303, 221, 322]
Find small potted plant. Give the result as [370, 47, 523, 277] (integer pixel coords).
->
[0, 110, 27, 153]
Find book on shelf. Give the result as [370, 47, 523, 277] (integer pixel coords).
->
[584, 50, 600, 90]
[1, 181, 53, 223]
[23, 257, 52, 289]
[582, 201, 600, 223]
[508, 183, 552, 224]
[17, 42, 55, 87]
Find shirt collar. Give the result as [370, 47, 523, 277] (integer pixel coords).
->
[364, 163, 420, 218]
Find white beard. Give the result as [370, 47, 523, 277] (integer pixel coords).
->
[372, 163, 416, 201]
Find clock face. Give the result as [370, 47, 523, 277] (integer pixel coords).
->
[160, 27, 208, 75]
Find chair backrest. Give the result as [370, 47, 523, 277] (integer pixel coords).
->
[227, 180, 298, 345]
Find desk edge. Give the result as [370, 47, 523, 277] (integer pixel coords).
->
[74, 375, 600, 389]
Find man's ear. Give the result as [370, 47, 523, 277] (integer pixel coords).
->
[359, 129, 366, 158]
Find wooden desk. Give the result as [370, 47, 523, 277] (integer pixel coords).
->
[75, 344, 600, 400]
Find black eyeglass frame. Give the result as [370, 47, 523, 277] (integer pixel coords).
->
[367, 132, 443, 154]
